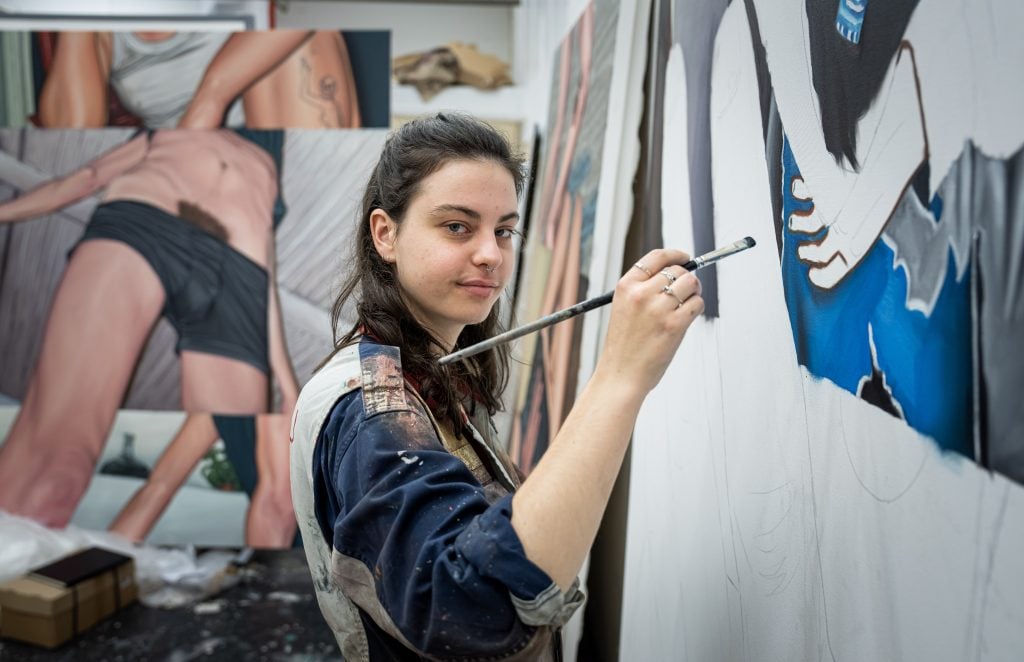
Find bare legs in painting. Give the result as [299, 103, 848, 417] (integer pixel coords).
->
[247, 414, 297, 547]
[0, 241, 167, 527]
[106, 415, 221, 541]
[108, 413, 296, 548]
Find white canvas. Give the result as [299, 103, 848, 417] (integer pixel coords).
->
[620, 1, 1024, 660]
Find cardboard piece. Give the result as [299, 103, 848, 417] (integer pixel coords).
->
[444, 42, 512, 89]
[393, 42, 512, 101]
[0, 546, 137, 649]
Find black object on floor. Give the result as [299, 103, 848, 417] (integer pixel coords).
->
[0, 549, 341, 661]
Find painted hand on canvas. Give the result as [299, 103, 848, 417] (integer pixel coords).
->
[785, 43, 927, 290]
[760, 0, 977, 458]
[780, 132, 973, 457]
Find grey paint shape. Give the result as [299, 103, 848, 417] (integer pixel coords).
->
[882, 174, 971, 316]
[672, 0, 730, 317]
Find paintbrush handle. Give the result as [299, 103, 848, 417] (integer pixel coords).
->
[438, 260, 703, 365]
[437, 236, 755, 365]
[438, 291, 614, 365]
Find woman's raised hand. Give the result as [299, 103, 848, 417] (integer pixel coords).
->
[595, 248, 703, 397]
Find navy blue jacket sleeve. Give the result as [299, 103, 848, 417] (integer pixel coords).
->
[311, 389, 576, 658]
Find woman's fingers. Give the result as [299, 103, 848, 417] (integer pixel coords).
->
[600, 248, 705, 394]
[618, 250, 701, 312]
[657, 268, 702, 309]
[623, 256, 702, 312]
[623, 248, 690, 283]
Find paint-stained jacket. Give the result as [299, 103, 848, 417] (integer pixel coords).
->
[290, 338, 584, 660]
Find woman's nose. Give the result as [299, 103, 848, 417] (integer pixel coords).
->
[474, 233, 502, 270]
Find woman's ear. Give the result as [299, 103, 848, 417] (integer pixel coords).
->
[369, 209, 397, 262]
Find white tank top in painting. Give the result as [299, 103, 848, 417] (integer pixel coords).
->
[109, 31, 246, 128]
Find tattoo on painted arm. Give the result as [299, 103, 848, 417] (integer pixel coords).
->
[297, 58, 342, 128]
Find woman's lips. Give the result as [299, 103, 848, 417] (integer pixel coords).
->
[458, 279, 500, 297]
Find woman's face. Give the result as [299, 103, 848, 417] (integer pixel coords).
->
[372, 158, 520, 349]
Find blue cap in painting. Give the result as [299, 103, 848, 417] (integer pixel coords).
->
[835, 0, 867, 45]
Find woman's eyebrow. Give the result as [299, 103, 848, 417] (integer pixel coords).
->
[430, 204, 520, 223]
[431, 203, 480, 219]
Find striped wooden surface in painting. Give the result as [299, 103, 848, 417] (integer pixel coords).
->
[276, 130, 385, 389]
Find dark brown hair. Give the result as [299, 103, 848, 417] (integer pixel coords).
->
[330, 112, 525, 428]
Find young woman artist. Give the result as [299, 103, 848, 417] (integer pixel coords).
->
[290, 113, 704, 660]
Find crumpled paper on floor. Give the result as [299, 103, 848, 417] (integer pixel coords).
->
[0, 510, 244, 608]
[393, 42, 513, 101]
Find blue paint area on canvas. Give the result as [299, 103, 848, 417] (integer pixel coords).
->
[579, 193, 598, 264]
[569, 150, 598, 267]
[835, 0, 867, 44]
[780, 136, 973, 458]
[928, 192, 943, 224]
[568, 150, 591, 195]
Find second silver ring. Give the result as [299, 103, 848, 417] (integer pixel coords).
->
[661, 285, 685, 307]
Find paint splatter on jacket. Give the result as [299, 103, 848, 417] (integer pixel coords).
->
[290, 338, 584, 660]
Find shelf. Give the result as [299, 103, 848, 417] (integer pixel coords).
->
[390, 83, 525, 121]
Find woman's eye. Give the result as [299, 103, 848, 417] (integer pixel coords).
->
[445, 222, 469, 235]
[496, 228, 520, 240]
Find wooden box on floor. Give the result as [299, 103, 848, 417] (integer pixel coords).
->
[0, 547, 137, 649]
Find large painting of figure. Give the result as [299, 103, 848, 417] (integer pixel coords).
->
[0, 30, 390, 129]
[0, 128, 386, 534]
[0, 129, 289, 416]
[620, 1, 1024, 660]
[1, 128, 288, 426]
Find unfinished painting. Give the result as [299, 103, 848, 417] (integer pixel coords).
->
[621, 0, 1024, 660]
[765, 0, 1023, 482]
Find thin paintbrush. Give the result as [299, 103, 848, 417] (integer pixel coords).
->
[438, 236, 757, 365]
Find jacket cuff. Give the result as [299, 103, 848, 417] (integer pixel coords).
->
[454, 494, 587, 628]
[510, 576, 586, 627]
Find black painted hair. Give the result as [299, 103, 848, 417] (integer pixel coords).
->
[805, 0, 919, 169]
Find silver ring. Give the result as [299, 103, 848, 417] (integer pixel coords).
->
[632, 262, 653, 278]
[659, 270, 677, 284]
[662, 285, 684, 308]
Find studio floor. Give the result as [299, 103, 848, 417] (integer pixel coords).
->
[0, 550, 341, 661]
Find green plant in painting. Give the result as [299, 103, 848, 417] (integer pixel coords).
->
[201, 446, 241, 491]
